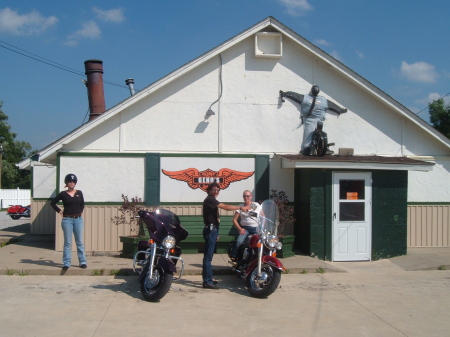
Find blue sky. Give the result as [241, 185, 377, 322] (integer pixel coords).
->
[1, 0, 449, 151]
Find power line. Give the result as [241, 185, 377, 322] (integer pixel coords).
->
[0, 40, 138, 91]
[415, 91, 450, 115]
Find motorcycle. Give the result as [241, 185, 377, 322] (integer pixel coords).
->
[6, 205, 31, 220]
[133, 208, 188, 302]
[228, 199, 286, 298]
[309, 121, 335, 156]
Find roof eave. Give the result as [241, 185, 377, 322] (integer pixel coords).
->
[280, 157, 434, 172]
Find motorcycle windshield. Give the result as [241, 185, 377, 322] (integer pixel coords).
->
[138, 209, 188, 243]
[257, 199, 279, 236]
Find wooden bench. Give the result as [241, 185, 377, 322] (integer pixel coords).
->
[177, 215, 238, 254]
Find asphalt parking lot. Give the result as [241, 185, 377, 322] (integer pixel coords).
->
[1, 211, 450, 337]
[1, 268, 450, 337]
[0, 209, 29, 229]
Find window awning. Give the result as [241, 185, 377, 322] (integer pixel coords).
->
[277, 154, 434, 171]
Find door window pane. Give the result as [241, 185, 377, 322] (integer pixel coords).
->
[339, 180, 365, 200]
[339, 202, 365, 221]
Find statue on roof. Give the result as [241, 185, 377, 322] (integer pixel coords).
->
[279, 84, 347, 155]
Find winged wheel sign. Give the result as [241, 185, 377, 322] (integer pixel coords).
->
[162, 168, 254, 192]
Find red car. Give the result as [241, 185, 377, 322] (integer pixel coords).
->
[6, 205, 31, 220]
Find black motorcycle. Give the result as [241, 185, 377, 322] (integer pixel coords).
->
[133, 208, 188, 302]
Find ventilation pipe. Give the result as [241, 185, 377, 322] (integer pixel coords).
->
[125, 78, 135, 96]
[84, 59, 106, 121]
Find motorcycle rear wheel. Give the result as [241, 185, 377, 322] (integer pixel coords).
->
[246, 263, 281, 298]
[140, 265, 173, 302]
[9, 215, 21, 220]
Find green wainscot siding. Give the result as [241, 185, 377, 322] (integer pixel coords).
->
[371, 170, 408, 260]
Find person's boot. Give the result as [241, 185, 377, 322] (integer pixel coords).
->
[300, 147, 310, 155]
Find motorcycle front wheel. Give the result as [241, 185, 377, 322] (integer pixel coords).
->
[246, 263, 281, 298]
[140, 265, 173, 302]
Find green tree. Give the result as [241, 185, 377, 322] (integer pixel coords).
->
[0, 101, 33, 189]
[429, 98, 450, 139]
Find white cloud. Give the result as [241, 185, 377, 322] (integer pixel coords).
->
[427, 92, 442, 102]
[93, 7, 125, 23]
[415, 92, 450, 107]
[314, 39, 330, 47]
[330, 50, 342, 61]
[428, 93, 450, 105]
[0, 7, 58, 35]
[400, 61, 439, 83]
[277, 0, 313, 17]
[355, 50, 365, 59]
[65, 21, 101, 46]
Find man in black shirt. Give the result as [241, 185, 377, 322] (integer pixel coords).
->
[202, 182, 250, 289]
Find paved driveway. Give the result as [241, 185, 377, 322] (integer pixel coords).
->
[0, 210, 29, 230]
[0, 266, 449, 337]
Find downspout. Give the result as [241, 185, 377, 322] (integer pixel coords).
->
[401, 118, 406, 156]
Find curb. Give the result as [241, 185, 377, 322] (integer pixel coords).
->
[0, 265, 344, 276]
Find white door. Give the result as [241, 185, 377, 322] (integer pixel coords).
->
[332, 172, 372, 261]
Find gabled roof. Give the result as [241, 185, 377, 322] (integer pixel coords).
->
[18, 16, 450, 170]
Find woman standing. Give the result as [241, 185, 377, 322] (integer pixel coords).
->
[50, 173, 87, 271]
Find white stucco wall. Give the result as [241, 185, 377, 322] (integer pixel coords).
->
[408, 159, 450, 202]
[57, 32, 449, 203]
[32, 163, 57, 198]
[59, 156, 145, 202]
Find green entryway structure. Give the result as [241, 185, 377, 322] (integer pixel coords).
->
[279, 154, 434, 261]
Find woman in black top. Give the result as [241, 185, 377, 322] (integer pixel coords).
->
[50, 173, 87, 271]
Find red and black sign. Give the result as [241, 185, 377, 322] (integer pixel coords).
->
[162, 168, 254, 192]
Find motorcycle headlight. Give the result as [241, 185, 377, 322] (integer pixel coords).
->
[266, 235, 279, 248]
[162, 235, 176, 249]
[276, 242, 283, 250]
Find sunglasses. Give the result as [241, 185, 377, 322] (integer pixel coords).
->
[243, 195, 251, 197]
[211, 189, 220, 192]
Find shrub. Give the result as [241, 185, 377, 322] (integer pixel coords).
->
[111, 194, 155, 236]
[269, 189, 295, 236]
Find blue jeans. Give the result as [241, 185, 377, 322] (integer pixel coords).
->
[61, 217, 87, 267]
[231, 226, 258, 258]
[202, 227, 218, 284]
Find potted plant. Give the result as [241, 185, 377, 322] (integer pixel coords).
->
[270, 189, 296, 258]
[112, 195, 154, 258]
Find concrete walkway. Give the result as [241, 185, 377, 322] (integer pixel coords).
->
[1, 217, 450, 276]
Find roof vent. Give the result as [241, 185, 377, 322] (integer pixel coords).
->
[338, 148, 354, 156]
[254, 32, 282, 58]
[125, 78, 135, 96]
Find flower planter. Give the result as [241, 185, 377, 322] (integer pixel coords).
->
[119, 236, 149, 258]
[277, 235, 295, 258]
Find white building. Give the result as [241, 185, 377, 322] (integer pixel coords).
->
[19, 17, 450, 261]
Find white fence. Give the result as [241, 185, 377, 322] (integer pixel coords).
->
[0, 188, 31, 209]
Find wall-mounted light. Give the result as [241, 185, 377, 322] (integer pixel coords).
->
[206, 109, 216, 116]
